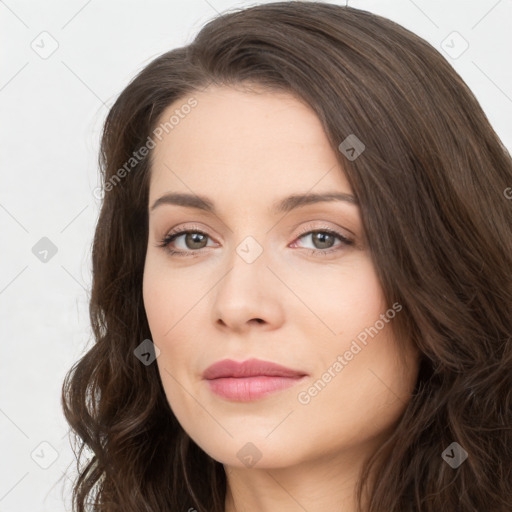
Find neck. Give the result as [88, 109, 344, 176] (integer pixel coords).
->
[223, 435, 387, 512]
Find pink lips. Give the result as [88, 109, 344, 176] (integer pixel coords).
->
[202, 358, 308, 401]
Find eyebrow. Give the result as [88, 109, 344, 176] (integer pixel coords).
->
[150, 191, 358, 215]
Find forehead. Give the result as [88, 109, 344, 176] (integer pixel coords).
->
[148, 85, 352, 204]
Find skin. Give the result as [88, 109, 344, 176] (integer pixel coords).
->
[142, 84, 420, 512]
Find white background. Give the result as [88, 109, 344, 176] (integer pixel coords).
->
[1, 1, 511, 510]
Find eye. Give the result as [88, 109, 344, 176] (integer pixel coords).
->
[290, 227, 353, 256]
[157, 226, 217, 257]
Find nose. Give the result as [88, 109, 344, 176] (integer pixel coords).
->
[211, 241, 285, 333]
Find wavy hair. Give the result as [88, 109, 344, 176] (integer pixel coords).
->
[61, 2, 512, 511]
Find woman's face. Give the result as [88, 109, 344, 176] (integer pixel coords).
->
[143, 85, 420, 470]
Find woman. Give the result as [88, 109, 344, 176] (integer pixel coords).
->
[61, 2, 512, 511]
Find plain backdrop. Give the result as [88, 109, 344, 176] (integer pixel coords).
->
[1, 1, 511, 510]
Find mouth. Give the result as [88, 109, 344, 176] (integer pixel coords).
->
[202, 358, 308, 402]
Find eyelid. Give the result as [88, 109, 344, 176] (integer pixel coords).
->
[160, 221, 352, 243]
[292, 221, 353, 241]
[296, 220, 356, 239]
[166, 223, 215, 239]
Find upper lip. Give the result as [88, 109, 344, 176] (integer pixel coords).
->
[202, 358, 308, 379]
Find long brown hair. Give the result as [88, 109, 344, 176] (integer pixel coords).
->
[61, 2, 512, 510]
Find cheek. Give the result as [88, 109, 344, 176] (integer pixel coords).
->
[142, 260, 199, 419]
[142, 252, 191, 337]
[142, 253, 204, 376]
[295, 328, 417, 454]
[142, 274, 168, 337]
[290, 253, 386, 342]
[292, 255, 413, 433]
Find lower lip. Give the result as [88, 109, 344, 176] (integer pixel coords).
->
[205, 375, 307, 401]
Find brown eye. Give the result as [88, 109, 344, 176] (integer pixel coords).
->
[292, 228, 353, 255]
[308, 231, 338, 249]
[180, 232, 209, 250]
[158, 229, 215, 256]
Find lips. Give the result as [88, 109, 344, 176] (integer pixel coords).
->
[202, 358, 308, 380]
[202, 358, 308, 401]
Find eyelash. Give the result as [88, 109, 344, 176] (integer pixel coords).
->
[156, 224, 354, 258]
